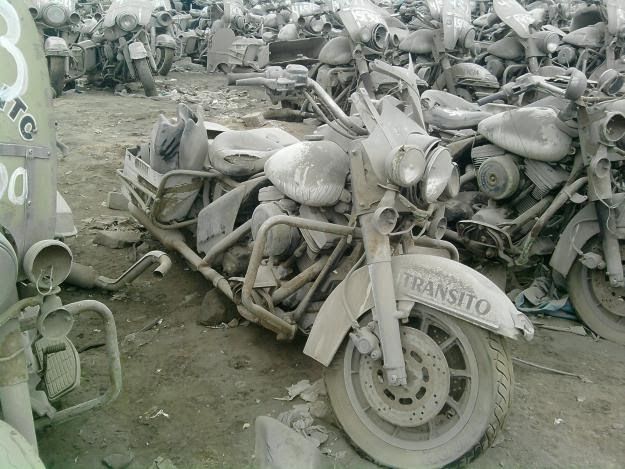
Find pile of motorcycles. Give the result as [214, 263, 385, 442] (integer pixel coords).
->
[2, 0, 625, 467]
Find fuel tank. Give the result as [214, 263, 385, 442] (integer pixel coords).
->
[562, 22, 605, 48]
[264, 140, 349, 207]
[478, 107, 573, 162]
[318, 36, 353, 66]
[487, 36, 525, 60]
[399, 29, 435, 54]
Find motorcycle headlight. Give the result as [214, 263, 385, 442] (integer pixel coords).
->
[43, 4, 68, 27]
[421, 146, 454, 203]
[385, 145, 426, 188]
[157, 11, 173, 27]
[536, 31, 560, 54]
[117, 13, 139, 32]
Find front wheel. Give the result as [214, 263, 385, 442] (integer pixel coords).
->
[325, 310, 513, 468]
[48, 56, 66, 98]
[567, 239, 625, 345]
[156, 47, 175, 76]
[133, 58, 157, 97]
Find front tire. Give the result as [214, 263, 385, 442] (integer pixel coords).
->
[134, 58, 157, 97]
[48, 56, 66, 98]
[156, 47, 175, 76]
[567, 239, 625, 344]
[325, 310, 513, 468]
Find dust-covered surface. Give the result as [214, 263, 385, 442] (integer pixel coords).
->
[38, 70, 625, 468]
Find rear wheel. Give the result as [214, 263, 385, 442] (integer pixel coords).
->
[156, 47, 175, 76]
[48, 56, 66, 98]
[133, 58, 157, 97]
[568, 239, 625, 344]
[325, 309, 513, 468]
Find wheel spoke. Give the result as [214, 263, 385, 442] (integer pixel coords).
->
[446, 397, 461, 415]
[438, 336, 457, 352]
[420, 317, 430, 333]
[450, 368, 471, 379]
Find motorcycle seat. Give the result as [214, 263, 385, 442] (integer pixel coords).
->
[209, 128, 299, 177]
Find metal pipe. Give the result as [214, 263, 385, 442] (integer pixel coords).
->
[37, 300, 121, 427]
[518, 177, 588, 264]
[243, 215, 355, 340]
[507, 196, 554, 236]
[66, 251, 171, 291]
[411, 236, 460, 262]
[271, 256, 328, 305]
[129, 204, 233, 299]
[292, 237, 349, 321]
[307, 78, 368, 135]
[199, 220, 252, 267]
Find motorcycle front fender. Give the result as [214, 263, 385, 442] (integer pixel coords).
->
[44, 36, 70, 57]
[303, 254, 534, 367]
[128, 41, 149, 60]
[155, 34, 177, 49]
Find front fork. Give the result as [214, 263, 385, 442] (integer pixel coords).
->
[596, 201, 624, 287]
[358, 209, 407, 386]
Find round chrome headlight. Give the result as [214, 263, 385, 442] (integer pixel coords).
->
[385, 145, 426, 188]
[421, 146, 454, 203]
[117, 13, 139, 32]
[43, 4, 68, 27]
[541, 32, 560, 53]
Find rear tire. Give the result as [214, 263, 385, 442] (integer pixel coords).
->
[48, 56, 66, 98]
[325, 310, 513, 468]
[156, 47, 175, 76]
[134, 58, 157, 97]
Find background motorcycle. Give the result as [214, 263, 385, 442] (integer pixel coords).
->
[120, 61, 533, 468]
[443, 68, 625, 344]
[29, 0, 82, 97]
[74, 0, 162, 96]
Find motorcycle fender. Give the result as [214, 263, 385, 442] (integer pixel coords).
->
[303, 254, 534, 367]
[156, 34, 177, 49]
[549, 203, 605, 277]
[128, 41, 149, 60]
[44, 36, 70, 57]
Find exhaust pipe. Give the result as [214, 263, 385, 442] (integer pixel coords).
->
[66, 251, 172, 291]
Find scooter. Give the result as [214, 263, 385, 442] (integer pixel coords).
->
[121, 60, 533, 468]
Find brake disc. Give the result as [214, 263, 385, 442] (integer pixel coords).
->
[359, 327, 450, 428]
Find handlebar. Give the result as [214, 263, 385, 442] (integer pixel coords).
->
[477, 90, 509, 105]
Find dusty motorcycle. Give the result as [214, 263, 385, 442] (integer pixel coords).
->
[73, 0, 163, 95]
[399, 0, 500, 101]
[1, 0, 172, 461]
[120, 61, 533, 467]
[29, 0, 82, 97]
[438, 68, 625, 344]
[481, 0, 562, 83]
[556, 0, 625, 80]
[148, 0, 178, 75]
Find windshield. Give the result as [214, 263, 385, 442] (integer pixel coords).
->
[493, 0, 535, 38]
[338, 0, 387, 43]
[152, 0, 172, 10]
[606, 0, 625, 36]
[426, 0, 443, 20]
[223, 0, 245, 22]
[104, 0, 154, 28]
[442, 0, 471, 49]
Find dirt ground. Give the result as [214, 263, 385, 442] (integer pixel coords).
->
[37, 69, 625, 468]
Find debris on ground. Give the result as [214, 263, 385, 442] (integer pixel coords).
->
[148, 456, 178, 469]
[274, 379, 326, 402]
[94, 230, 142, 249]
[513, 357, 592, 383]
[254, 416, 331, 469]
[102, 452, 134, 469]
